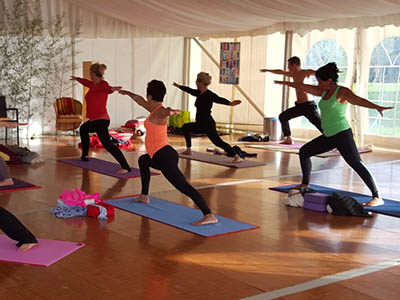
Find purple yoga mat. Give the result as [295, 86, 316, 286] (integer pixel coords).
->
[0, 178, 41, 193]
[0, 235, 85, 267]
[58, 157, 158, 179]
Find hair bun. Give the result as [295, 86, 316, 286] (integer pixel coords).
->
[327, 62, 339, 73]
[99, 64, 107, 76]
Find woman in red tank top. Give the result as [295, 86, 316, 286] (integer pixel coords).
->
[119, 80, 218, 226]
[71, 63, 131, 173]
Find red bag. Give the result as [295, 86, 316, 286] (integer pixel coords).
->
[87, 201, 115, 218]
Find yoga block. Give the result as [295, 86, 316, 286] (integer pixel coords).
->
[304, 192, 329, 212]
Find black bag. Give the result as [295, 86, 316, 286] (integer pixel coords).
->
[231, 145, 257, 158]
[238, 134, 269, 142]
[327, 193, 372, 217]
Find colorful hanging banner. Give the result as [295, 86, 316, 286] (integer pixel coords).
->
[219, 42, 240, 84]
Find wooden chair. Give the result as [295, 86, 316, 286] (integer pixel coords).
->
[0, 95, 21, 146]
[54, 98, 83, 135]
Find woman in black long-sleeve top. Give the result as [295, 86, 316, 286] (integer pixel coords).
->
[173, 72, 243, 163]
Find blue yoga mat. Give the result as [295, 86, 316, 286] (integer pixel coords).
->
[105, 196, 259, 237]
[59, 157, 158, 179]
[270, 184, 400, 217]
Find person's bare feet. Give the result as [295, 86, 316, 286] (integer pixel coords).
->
[192, 213, 218, 226]
[133, 194, 150, 204]
[0, 178, 14, 187]
[363, 197, 384, 207]
[19, 243, 37, 252]
[293, 183, 309, 190]
[280, 136, 293, 145]
[116, 168, 129, 174]
[232, 154, 244, 163]
[182, 148, 192, 155]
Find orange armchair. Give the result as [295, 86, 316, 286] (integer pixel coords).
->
[54, 98, 83, 134]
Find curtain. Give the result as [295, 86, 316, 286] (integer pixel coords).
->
[359, 25, 400, 148]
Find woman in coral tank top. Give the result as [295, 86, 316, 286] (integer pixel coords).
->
[119, 80, 218, 226]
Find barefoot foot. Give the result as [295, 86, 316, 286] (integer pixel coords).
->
[116, 168, 129, 174]
[0, 178, 14, 187]
[19, 243, 37, 252]
[232, 154, 244, 163]
[182, 148, 192, 155]
[280, 136, 293, 145]
[192, 213, 218, 226]
[293, 183, 310, 190]
[363, 197, 384, 207]
[133, 194, 150, 204]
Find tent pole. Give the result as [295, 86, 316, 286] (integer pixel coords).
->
[182, 37, 191, 111]
[281, 31, 293, 112]
[192, 37, 265, 118]
[355, 28, 364, 147]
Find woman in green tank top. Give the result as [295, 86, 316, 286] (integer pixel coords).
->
[275, 63, 392, 207]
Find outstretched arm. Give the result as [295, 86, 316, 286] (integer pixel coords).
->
[99, 81, 121, 94]
[158, 107, 181, 119]
[304, 69, 316, 77]
[260, 69, 292, 77]
[118, 90, 152, 112]
[110, 86, 122, 93]
[274, 80, 324, 96]
[172, 82, 200, 97]
[340, 87, 393, 116]
[71, 76, 92, 88]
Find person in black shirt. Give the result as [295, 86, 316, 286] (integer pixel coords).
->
[0, 158, 38, 252]
[0, 207, 38, 252]
[173, 72, 243, 163]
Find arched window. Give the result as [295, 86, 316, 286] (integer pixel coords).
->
[368, 37, 400, 137]
[305, 40, 348, 84]
[299, 40, 348, 128]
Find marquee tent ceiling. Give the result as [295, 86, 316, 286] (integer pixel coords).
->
[66, 0, 400, 37]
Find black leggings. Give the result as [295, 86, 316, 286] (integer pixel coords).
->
[182, 117, 235, 156]
[80, 119, 131, 171]
[299, 128, 379, 198]
[0, 207, 38, 247]
[279, 101, 323, 137]
[139, 145, 211, 215]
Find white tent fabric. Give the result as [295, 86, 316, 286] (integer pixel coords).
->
[64, 0, 400, 38]
[2, 0, 400, 144]
[1, 0, 168, 38]
[6, 0, 397, 39]
[198, 36, 267, 126]
[68, 37, 184, 130]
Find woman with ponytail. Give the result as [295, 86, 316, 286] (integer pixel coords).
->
[71, 63, 131, 174]
[275, 62, 393, 206]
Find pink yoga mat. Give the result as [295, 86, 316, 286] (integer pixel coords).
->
[246, 142, 371, 157]
[0, 235, 85, 267]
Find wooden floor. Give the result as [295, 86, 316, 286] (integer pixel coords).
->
[1, 134, 400, 300]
